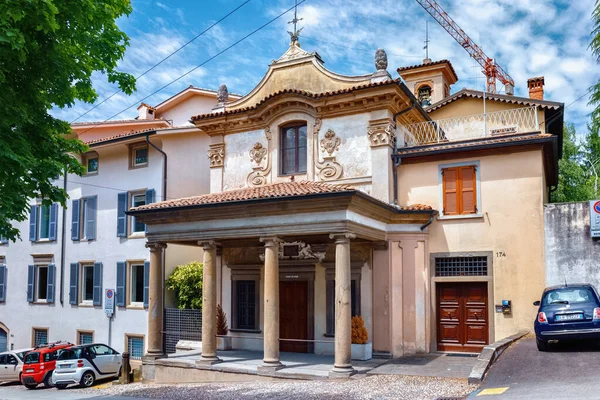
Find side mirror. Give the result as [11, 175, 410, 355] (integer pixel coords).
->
[533, 300, 541, 306]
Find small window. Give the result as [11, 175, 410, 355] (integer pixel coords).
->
[36, 266, 48, 302]
[38, 205, 51, 240]
[435, 257, 488, 277]
[130, 264, 145, 305]
[33, 328, 48, 347]
[235, 280, 257, 330]
[126, 335, 144, 360]
[280, 124, 307, 175]
[81, 265, 94, 303]
[441, 165, 479, 216]
[130, 144, 148, 168]
[83, 152, 99, 175]
[78, 331, 94, 345]
[130, 194, 146, 234]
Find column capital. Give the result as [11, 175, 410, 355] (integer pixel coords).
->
[259, 236, 283, 248]
[145, 242, 167, 253]
[329, 233, 356, 243]
[198, 240, 221, 250]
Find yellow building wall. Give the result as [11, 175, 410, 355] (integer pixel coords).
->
[398, 149, 546, 340]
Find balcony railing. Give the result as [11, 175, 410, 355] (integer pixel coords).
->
[400, 106, 539, 147]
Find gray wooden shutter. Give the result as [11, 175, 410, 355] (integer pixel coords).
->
[0, 265, 6, 303]
[49, 203, 58, 241]
[143, 261, 150, 308]
[27, 265, 35, 303]
[116, 262, 126, 307]
[86, 197, 97, 241]
[71, 199, 81, 241]
[145, 189, 156, 205]
[29, 205, 38, 242]
[93, 262, 103, 306]
[117, 192, 128, 237]
[47, 264, 55, 304]
[69, 263, 79, 305]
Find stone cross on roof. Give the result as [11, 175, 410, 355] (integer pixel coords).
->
[287, 0, 303, 45]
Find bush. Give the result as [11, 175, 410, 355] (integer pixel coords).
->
[166, 262, 203, 310]
[351, 316, 368, 344]
[217, 304, 229, 336]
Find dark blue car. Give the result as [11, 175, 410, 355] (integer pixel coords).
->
[533, 284, 600, 351]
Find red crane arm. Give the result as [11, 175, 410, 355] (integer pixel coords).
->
[415, 0, 514, 94]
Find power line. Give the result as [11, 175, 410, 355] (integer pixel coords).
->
[67, 180, 177, 201]
[76, 0, 308, 136]
[300, 35, 423, 59]
[565, 88, 592, 109]
[69, 0, 253, 124]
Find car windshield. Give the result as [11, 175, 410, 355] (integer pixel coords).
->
[24, 352, 40, 364]
[58, 348, 85, 360]
[15, 351, 28, 362]
[543, 288, 596, 305]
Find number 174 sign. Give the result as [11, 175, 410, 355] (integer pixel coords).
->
[591, 201, 600, 238]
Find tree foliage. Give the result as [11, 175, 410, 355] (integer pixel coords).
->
[217, 304, 229, 336]
[166, 262, 203, 310]
[351, 316, 368, 345]
[0, 0, 136, 241]
[591, 0, 600, 122]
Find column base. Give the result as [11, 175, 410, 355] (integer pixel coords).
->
[141, 354, 165, 382]
[257, 360, 284, 373]
[329, 365, 355, 379]
[195, 355, 222, 367]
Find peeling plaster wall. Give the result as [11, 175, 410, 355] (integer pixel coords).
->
[545, 202, 600, 289]
[223, 129, 265, 191]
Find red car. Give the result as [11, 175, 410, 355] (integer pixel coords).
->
[21, 341, 73, 389]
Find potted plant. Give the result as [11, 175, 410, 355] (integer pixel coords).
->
[351, 316, 372, 360]
[216, 304, 232, 351]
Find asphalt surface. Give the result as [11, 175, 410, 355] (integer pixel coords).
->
[470, 337, 600, 399]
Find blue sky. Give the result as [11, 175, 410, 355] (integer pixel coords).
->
[54, 0, 599, 137]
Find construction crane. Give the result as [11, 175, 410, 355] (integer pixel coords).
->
[415, 0, 515, 95]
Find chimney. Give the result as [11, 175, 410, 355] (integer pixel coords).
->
[527, 77, 545, 100]
[137, 103, 156, 120]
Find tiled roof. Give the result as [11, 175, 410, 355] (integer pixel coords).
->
[397, 59, 458, 80]
[426, 88, 563, 112]
[132, 180, 432, 212]
[190, 79, 400, 122]
[396, 132, 553, 156]
[72, 118, 169, 126]
[83, 127, 164, 145]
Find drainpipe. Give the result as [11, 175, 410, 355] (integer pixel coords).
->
[391, 98, 416, 205]
[59, 169, 67, 305]
[420, 212, 435, 231]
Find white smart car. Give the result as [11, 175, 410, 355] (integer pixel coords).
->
[0, 348, 32, 384]
[52, 343, 122, 388]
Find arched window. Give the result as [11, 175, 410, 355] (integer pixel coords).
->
[280, 123, 307, 175]
[418, 85, 432, 107]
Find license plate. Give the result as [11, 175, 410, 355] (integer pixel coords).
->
[556, 313, 583, 321]
[25, 369, 34, 373]
[60, 364, 71, 369]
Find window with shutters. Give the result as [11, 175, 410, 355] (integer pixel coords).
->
[35, 266, 48, 302]
[29, 259, 55, 304]
[81, 265, 94, 303]
[130, 193, 146, 234]
[440, 163, 481, 218]
[280, 123, 307, 175]
[0, 261, 6, 303]
[30, 203, 58, 242]
[72, 197, 97, 241]
[120, 189, 155, 237]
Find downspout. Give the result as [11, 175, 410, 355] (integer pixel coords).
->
[59, 169, 67, 305]
[420, 212, 435, 231]
[391, 97, 417, 205]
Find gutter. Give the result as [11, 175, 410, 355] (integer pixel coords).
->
[59, 170, 67, 305]
[420, 213, 435, 231]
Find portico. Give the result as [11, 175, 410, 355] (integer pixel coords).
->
[129, 181, 435, 379]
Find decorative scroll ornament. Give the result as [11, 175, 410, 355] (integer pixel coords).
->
[259, 241, 326, 262]
[367, 118, 396, 148]
[313, 118, 322, 136]
[247, 130, 272, 187]
[217, 84, 228, 103]
[207, 143, 225, 168]
[249, 142, 267, 165]
[375, 48, 388, 71]
[320, 129, 341, 156]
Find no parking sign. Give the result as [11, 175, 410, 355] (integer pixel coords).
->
[105, 289, 115, 317]
[591, 200, 600, 238]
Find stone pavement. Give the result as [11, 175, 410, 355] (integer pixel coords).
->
[368, 352, 478, 379]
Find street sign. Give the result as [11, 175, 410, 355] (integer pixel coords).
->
[105, 289, 115, 317]
[591, 200, 600, 238]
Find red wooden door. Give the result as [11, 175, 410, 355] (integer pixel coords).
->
[437, 282, 488, 352]
[280, 281, 308, 353]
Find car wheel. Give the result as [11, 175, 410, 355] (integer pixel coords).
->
[43, 373, 54, 388]
[536, 337, 548, 351]
[80, 371, 95, 388]
[55, 384, 68, 390]
[24, 383, 37, 390]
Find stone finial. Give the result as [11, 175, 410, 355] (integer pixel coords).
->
[375, 48, 388, 71]
[217, 84, 228, 103]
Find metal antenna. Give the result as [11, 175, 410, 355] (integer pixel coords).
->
[287, 0, 303, 44]
[423, 21, 430, 60]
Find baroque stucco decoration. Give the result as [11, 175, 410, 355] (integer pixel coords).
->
[217, 84, 229, 103]
[247, 129, 272, 187]
[314, 122, 343, 181]
[259, 241, 326, 262]
[207, 143, 225, 168]
[375, 48, 388, 71]
[368, 118, 396, 148]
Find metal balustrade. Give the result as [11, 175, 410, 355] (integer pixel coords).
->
[401, 106, 539, 147]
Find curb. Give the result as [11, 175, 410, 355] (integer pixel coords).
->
[468, 331, 528, 385]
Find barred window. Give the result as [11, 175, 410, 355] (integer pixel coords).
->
[435, 256, 488, 277]
[33, 328, 48, 347]
[236, 280, 257, 330]
[78, 331, 93, 345]
[127, 336, 144, 360]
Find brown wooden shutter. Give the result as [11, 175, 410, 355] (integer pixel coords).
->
[442, 167, 458, 215]
[459, 166, 477, 214]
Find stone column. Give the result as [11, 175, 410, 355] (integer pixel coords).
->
[258, 236, 283, 371]
[145, 242, 167, 358]
[329, 233, 356, 378]
[197, 241, 221, 365]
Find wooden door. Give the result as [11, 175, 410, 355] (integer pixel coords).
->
[437, 282, 488, 352]
[279, 281, 309, 353]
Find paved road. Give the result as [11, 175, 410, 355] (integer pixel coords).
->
[470, 337, 600, 399]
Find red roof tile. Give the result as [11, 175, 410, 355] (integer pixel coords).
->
[72, 118, 169, 126]
[190, 79, 400, 122]
[397, 59, 458, 80]
[426, 88, 562, 112]
[83, 127, 165, 145]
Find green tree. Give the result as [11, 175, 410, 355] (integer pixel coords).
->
[166, 262, 203, 310]
[0, 0, 136, 241]
[591, 0, 600, 121]
[584, 120, 600, 198]
[552, 124, 593, 203]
